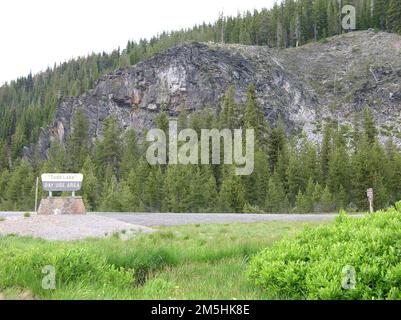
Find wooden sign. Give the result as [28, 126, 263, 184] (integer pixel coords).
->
[41, 173, 83, 192]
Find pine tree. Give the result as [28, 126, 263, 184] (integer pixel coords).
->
[243, 84, 258, 131]
[243, 84, 269, 149]
[372, 0, 387, 29]
[5, 160, 34, 210]
[187, 166, 216, 212]
[189, 112, 203, 137]
[268, 117, 286, 172]
[0, 170, 10, 209]
[81, 156, 98, 211]
[122, 169, 141, 210]
[164, 165, 192, 212]
[312, 181, 323, 211]
[265, 173, 289, 213]
[219, 166, 246, 212]
[94, 115, 122, 178]
[177, 106, 188, 131]
[287, 145, 303, 204]
[385, 140, 401, 202]
[351, 139, 387, 210]
[119, 180, 136, 212]
[276, 10, 284, 48]
[300, 138, 319, 184]
[98, 173, 121, 212]
[327, 0, 340, 36]
[363, 108, 378, 144]
[0, 141, 9, 172]
[132, 158, 150, 202]
[144, 165, 164, 211]
[327, 135, 351, 206]
[313, 0, 328, 40]
[301, 178, 316, 213]
[387, 0, 401, 33]
[120, 129, 139, 177]
[244, 150, 270, 207]
[219, 86, 238, 130]
[66, 109, 89, 172]
[320, 185, 334, 212]
[320, 123, 332, 184]
[46, 141, 66, 172]
[204, 172, 218, 212]
[372, 172, 388, 210]
[11, 124, 28, 160]
[295, 189, 308, 213]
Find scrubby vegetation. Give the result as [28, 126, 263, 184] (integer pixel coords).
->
[248, 202, 401, 300]
[0, 220, 320, 299]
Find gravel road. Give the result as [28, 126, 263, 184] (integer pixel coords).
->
[0, 212, 362, 240]
[0, 214, 153, 241]
[94, 212, 359, 227]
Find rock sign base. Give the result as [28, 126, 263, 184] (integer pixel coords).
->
[37, 197, 86, 215]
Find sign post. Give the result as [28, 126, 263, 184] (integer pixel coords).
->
[34, 176, 39, 213]
[367, 188, 374, 213]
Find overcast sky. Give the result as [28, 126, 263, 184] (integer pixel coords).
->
[0, 0, 276, 85]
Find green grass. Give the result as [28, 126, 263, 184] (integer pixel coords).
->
[0, 220, 327, 300]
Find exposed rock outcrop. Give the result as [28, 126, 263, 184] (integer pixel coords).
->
[24, 31, 401, 160]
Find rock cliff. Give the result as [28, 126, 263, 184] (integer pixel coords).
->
[24, 30, 401, 160]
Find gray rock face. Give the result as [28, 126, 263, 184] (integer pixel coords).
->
[24, 31, 401, 160]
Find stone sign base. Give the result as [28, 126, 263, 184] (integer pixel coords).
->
[37, 197, 86, 215]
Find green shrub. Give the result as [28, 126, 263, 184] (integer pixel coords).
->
[0, 246, 134, 297]
[24, 212, 31, 218]
[248, 203, 401, 300]
[243, 203, 264, 214]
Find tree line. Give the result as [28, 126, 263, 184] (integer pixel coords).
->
[1, 0, 400, 162]
[1, 85, 400, 213]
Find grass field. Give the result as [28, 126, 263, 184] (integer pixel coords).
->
[0, 220, 328, 300]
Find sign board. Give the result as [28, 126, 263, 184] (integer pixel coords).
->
[367, 188, 374, 213]
[41, 173, 83, 192]
[367, 188, 373, 200]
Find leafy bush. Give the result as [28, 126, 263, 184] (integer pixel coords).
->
[248, 203, 401, 300]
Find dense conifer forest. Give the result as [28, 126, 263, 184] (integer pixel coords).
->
[0, 0, 400, 212]
[1, 85, 401, 213]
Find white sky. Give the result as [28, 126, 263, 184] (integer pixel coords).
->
[0, 0, 276, 85]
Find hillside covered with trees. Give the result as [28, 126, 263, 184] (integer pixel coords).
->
[1, 0, 400, 160]
[1, 85, 401, 213]
[0, 0, 401, 213]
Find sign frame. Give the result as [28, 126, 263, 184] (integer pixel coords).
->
[41, 173, 83, 195]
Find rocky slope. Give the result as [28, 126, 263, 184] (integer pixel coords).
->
[24, 30, 401, 160]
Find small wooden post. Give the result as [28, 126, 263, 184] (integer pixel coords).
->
[34, 176, 39, 213]
[367, 188, 374, 213]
